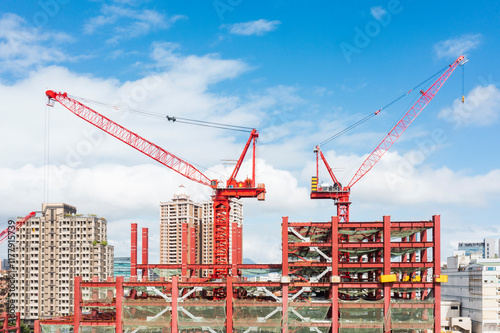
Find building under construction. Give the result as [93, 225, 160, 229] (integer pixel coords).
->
[32, 57, 468, 332]
[36, 214, 445, 332]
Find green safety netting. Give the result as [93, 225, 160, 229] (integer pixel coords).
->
[339, 299, 384, 329]
[123, 325, 169, 333]
[80, 327, 115, 333]
[177, 300, 226, 331]
[289, 327, 330, 333]
[233, 300, 282, 328]
[81, 286, 115, 303]
[40, 325, 74, 333]
[339, 228, 381, 242]
[390, 247, 428, 257]
[390, 227, 429, 239]
[338, 289, 378, 297]
[390, 299, 435, 325]
[122, 303, 171, 324]
[339, 328, 383, 333]
[287, 302, 331, 332]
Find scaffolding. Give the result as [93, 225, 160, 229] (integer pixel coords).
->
[36, 215, 444, 332]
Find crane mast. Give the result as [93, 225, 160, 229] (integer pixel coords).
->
[311, 55, 466, 223]
[46, 91, 265, 280]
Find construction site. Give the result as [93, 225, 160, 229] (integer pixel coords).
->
[9, 55, 466, 332]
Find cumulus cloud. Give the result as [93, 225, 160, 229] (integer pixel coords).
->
[0, 13, 72, 76]
[84, 5, 186, 43]
[438, 84, 500, 127]
[434, 33, 482, 59]
[223, 19, 281, 36]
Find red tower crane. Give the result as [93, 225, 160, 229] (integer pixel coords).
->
[311, 55, 466, 223]
[0, 211, 36, 245]
[45, 91, 265, 278]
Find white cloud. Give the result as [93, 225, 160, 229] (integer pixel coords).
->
[438, 84, 500, 127]
[434, 33, 482, 59]
[0, 13, 72, 76]
[370, 6, 387, 20]
[224, 19, 281, 36]
[84, 5, 187, 43]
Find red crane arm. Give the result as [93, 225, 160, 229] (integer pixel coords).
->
[46, 91, 212, 187]
[315, 146, 342, 188]
[0, 211, 36, 245]
[227, 129, 259, 187]
[347, 55, 465, 189]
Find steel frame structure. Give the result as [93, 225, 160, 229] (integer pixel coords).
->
[36, 214, 444, 332]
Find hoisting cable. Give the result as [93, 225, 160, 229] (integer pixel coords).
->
[318, 64, 450, 148]
[462, 62, 465, 103]
[69, 95, 254, 133]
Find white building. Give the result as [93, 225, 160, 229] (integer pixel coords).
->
[11, 203, 114, 320]
[442, 254, 500, 332]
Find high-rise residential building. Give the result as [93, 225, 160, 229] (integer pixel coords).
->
[11, 203, 114, 320]
[160, 185, 243, 277]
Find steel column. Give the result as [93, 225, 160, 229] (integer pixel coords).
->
[142, 228, 148, 279]
[131, 223, 137, 278]
[181, 224, 188, 278]
[383, 216, 391, 333]
[74, 276, 82, 333]
[331, 215, 339, 332]
[171, 276, 178, 333]
[433, 215, 441, 333]
[282, 216, 289, 333]
[231, 223, 238, 276]
[226, 277, 233, 332]
[116, 277, 123, 333]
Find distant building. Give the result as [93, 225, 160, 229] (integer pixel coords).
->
[442, 253, 500, 332]
[114, 257, 131, 278]
[457, 238, 497, 259]
[11, 203, 114, 320]
[0, 271, 8, 314]
[160, 185, 243, 277]
[1, 259, 9, 271]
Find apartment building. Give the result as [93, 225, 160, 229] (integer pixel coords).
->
[11, 203, 114, 320]
[443, 255, 500, 332]
[160, 185, 243, 277]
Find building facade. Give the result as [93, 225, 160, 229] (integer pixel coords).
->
[160, 185, 243, 277]
[458, 238, 497, 259]
[443, 256, 500, 332]
[114, 257, 131, 278]
[11, 203, 114, 320]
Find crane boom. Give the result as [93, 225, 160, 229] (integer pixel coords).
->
[0, 211, 36, 245]
[347, 55, 465, 188]
[46, 91, 211, 187]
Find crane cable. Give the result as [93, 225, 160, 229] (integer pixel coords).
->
[318, 64, 450, 148]
[69, 95, 254, 133]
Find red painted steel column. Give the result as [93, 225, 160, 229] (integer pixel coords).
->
[433, 215, 441, 333]
[142, 228, 148, 279]
[282, 217, 289, 333]
[15, 312, 20, 333]
[231, 223, 238, 276]
[3, 312, 8, 332]
[226, 277, 233, 332]
[131, 223, 138, 278]
[421, 228, 429, 299]
[116, 276, 124, 333]
[331, 216, 339, 332]
[171, 276, 179, 333]
[383, 216, 391, 333]
[189, 224, 196, 277]
[181, 224, 188, 278]
[74, 276, 82, 333]
[34, 320, 40, 333]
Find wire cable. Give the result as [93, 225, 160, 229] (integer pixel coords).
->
[69, 95, 254, 133]
[318, 64, 449, 148]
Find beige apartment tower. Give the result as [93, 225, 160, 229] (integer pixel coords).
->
[160, 185, 243, 277]
[11, 203, 114, 320]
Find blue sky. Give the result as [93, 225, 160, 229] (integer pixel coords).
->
[0, 0, 499, 263]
